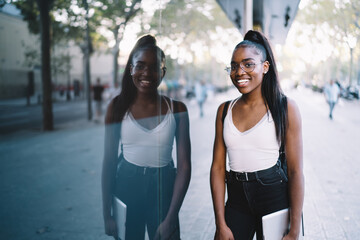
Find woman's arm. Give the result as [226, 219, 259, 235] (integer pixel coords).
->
[166, 101, 191, 221]
[101, 101, 120, 238]
[283, 99, 304, 240]
[210, 103, 234, 240]
[155, 101, 191, 239]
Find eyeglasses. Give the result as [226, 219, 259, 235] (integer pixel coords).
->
[131, 63, 166, 74]
[225, 61, 265, 75]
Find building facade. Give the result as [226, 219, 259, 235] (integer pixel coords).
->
[0, 4, 114, 100]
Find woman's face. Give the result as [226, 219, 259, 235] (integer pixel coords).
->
[229, 46, 269, 95]
[130, 48, 165, 94]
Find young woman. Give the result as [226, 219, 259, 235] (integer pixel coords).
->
[102, 35, 191, 240]
[210, 30, 304, 240]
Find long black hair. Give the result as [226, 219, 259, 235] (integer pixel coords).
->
[235, 30, 288, 144]
[109, 35, 166, 123]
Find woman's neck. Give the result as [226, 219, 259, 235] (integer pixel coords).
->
[134, 91, 161, 105]
[241, 88, 264, 107]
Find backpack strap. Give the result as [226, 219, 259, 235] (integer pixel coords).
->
[279, 96, 288, 179]
[222, 101, 231, 124]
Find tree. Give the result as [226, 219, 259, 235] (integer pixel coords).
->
[52, 0, 107, 120]
[92, 0, 142, 87]
[5, 0, 56, 130]
[1, 0, 77, 130]
[36, 0, 54, 130]
[296, 0, 360, 86]
[2, 0, 107, 124]
[145, 0, 240, 87]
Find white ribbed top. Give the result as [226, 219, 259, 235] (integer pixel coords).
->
[223, 98, 280, 172]
[120, 100, 176, 167]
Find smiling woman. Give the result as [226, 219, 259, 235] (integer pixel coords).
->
[210, 30, 304, 240]
[129, 45, 166, 94]
[101, 34, 191, 240]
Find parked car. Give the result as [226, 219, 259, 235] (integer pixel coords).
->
[344, 85, 359, 100]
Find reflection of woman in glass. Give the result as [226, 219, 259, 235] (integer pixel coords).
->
[102, 35, 191, 240]
[210, 30, 304, 240]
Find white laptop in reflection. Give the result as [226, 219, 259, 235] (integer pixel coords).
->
[262, 208, 304, 240]
[113, 197, 127, 240]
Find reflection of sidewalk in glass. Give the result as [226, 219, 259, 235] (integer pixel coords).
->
[1, 89, 360, 239]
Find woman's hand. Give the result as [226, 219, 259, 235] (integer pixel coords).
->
[282, 231, 299, 240]
[104, 216, 118, 239]
[214, 225, 235, 240]
[153, 217, 178, 240]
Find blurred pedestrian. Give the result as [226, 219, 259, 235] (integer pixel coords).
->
[210, 30, 304, 240]
[101, 35, 191, 240]
[323, 79, 340, 120]
[93, 77, 104, 121]
[195, 80, 207, 117]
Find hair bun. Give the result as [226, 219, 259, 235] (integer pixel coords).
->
[134, 34, 157, 49]
[244, 30, 263, 44]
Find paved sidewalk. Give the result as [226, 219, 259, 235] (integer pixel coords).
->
[1, 88, 360, 239]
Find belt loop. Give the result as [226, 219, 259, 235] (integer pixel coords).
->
[143, 167, 146, 175]
[245, 172, 248, 181]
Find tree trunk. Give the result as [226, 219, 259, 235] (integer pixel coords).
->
[113, 45, 119, 87]
[84, 0, 92, 120]
[84, 49, 92, 120]
[36, 0, 54, 131]
[112, 27, 120, 87]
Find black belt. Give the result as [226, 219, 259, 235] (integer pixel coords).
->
[229, 161, 280, 182]
[121, 159, 175, 175]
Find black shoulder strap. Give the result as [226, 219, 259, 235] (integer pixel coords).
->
[279, 96, 288, 153]
[222, 101, 231, 124]
[279, 96, 288, 178]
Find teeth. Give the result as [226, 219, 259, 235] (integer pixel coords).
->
[237, 80, 249, 83]
[141, 80, 150, 84]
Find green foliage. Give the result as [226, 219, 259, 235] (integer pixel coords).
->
[93, 0, 138, 28]
[279, 0, 360, 86]
[298, 0, 360, 46]
[142, 0, 238, 84]
[2, 0, 106, 50]
[151, 0, 231, 41]
[13, 0, 40, 33]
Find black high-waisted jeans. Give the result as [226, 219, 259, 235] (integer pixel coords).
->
[225, 162, 289, 240]
[115, 159, 179, 240]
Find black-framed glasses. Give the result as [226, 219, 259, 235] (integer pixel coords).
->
[225, 61, 265, 74]
[131, 63, 166, 74]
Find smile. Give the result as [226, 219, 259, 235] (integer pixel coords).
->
[237, 79, 249, 83]
[140, 80, 151, 84]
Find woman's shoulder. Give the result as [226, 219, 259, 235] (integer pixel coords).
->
[217, 98, 237, 112]
[105, 95, 122, 124]
[106, 95, 120, 112]
[285, 96, 302, 123]
[285, 97, 299, 112]
[215, 99, 235, 121]
[163, 96, 188, 113]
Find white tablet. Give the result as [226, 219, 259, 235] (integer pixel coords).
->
[262, 208, 304, 240]
[262, 208, 290, 240]
[113, 197, 127, 240]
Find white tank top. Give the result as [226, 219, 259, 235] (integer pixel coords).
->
[223, 98, 280, 172]
[120, 99, 176, 167]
